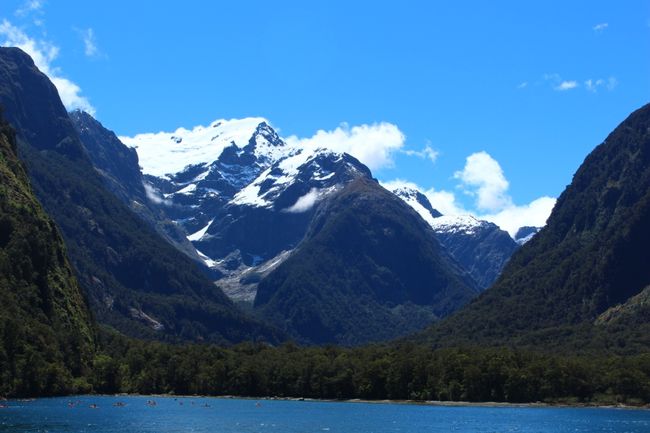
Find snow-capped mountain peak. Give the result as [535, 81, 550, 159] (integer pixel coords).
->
[120, 117, 269, 178]
[386, 182, 487, 236]
[126, 116, 373, 301]
[247, 121, 288, 164]
[230, 147, 370, 210]
[428, 214, 485, 235]
[387, 184, 442, 227]
[386, 182, 519, 290]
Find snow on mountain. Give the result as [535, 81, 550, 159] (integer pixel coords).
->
[429, 214, 486, 236]
[388, 183, 487, 235]
[125, 117, 372, 301]
[124, 114, 523, 296]
[386, 183, 543, 244]
[386, 184, 442, 227]
[120, 117, 267, 178]
[514, 226, 542, 245]
[230, 148, 364, 210]
[187, 218, 214, 242]
[387, 183, 519, 290]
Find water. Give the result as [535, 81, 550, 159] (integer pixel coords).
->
[0, 396, 648, 433]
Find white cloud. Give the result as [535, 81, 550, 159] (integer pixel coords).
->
[424, 188, 466, 216]
[480, 196, 556, 237]
[381, 178, 467, 217]
[517, 81, 528, 89]
[542, 73, 617, 93]
[383, 175, 555, 236]
[452, 151, 555, 233]
[15, 0, 43, 17]
[584, 77, 618, 93]
[585, 78, 602, 92]
[451, 152, 556, 235]
[606, 76, 618, 91]
[380, 178, 420, 192]
[454, 151, 512, 212]
[544, 73, 578, 92]
[544, 73, 574, 91]
[285, 188, 320, 213]
[555, 80, 578, 91]
[81, 27, 97, 57]
[285, 122, 405, 171]
[402, 144, 439, 163]
[143, 182, 171, 206]
[0, 19, 95, 114]
[50, 77, 93, 113]
[593, 22, 609, 32]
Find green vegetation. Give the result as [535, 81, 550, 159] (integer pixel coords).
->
[0, 47, 279, 345]
[69, 110, 203, 262]
[255, 177, 478, 345]
[0, 114, 95, 397]
[20, 141, 279, 344]
[0, 48, 648, 406]
[87, 333, 650, 405]
[420, 103, 650, 350]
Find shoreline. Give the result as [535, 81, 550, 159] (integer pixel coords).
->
[234, 395, 650, 410]
[62, 393, 649, 411]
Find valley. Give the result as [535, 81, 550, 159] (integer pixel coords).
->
[0, 45, 648, 405]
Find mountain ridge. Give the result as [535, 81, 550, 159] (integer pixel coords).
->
[419, 102, 650, 352]
[254, 177, 479, 345]
[0, 47, 280, 345]
[388, 184, 519, 290]
[69, 110, 205, 265]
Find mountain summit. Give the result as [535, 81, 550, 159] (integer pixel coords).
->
[254, 177, 479, 345]
[388, 184, 518, 290]
[127, 118, 372, 301]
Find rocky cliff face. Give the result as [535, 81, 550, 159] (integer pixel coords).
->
[124, 118, 373, 302]
[70, 110, 204, 265]
[0, 47, 280, 344]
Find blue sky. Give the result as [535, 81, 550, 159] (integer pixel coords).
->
[1, 0, 649, 232]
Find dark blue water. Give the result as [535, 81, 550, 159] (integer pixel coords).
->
[0, 396, 648, 433]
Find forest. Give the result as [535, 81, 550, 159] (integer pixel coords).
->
[4, 327, 649, 406]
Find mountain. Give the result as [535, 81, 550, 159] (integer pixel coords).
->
[253, 177, 479, 345]
[388, 184, 518, 290]
[0, 112, 94, 396]
[513, 226, 541, 245]
[0, 47, 279, 344]
[69, 110, 204, 264]
[122, 110, 522, 342]
[69, 110, 144, 206]
[124, 119, 372, 302]
[421, 103, 650, 352]
[429, 216, 519, 290]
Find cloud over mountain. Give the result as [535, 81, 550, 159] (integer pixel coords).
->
[0, 19, 95, 114]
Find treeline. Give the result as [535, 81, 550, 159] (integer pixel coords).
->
[77, 332, 649, 405]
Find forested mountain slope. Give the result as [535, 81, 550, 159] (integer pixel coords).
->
[420, 104, 650, 353]
[0, 47, 280, 344]
[0, 113, 94, 396]
[255, 178, 479, 345]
